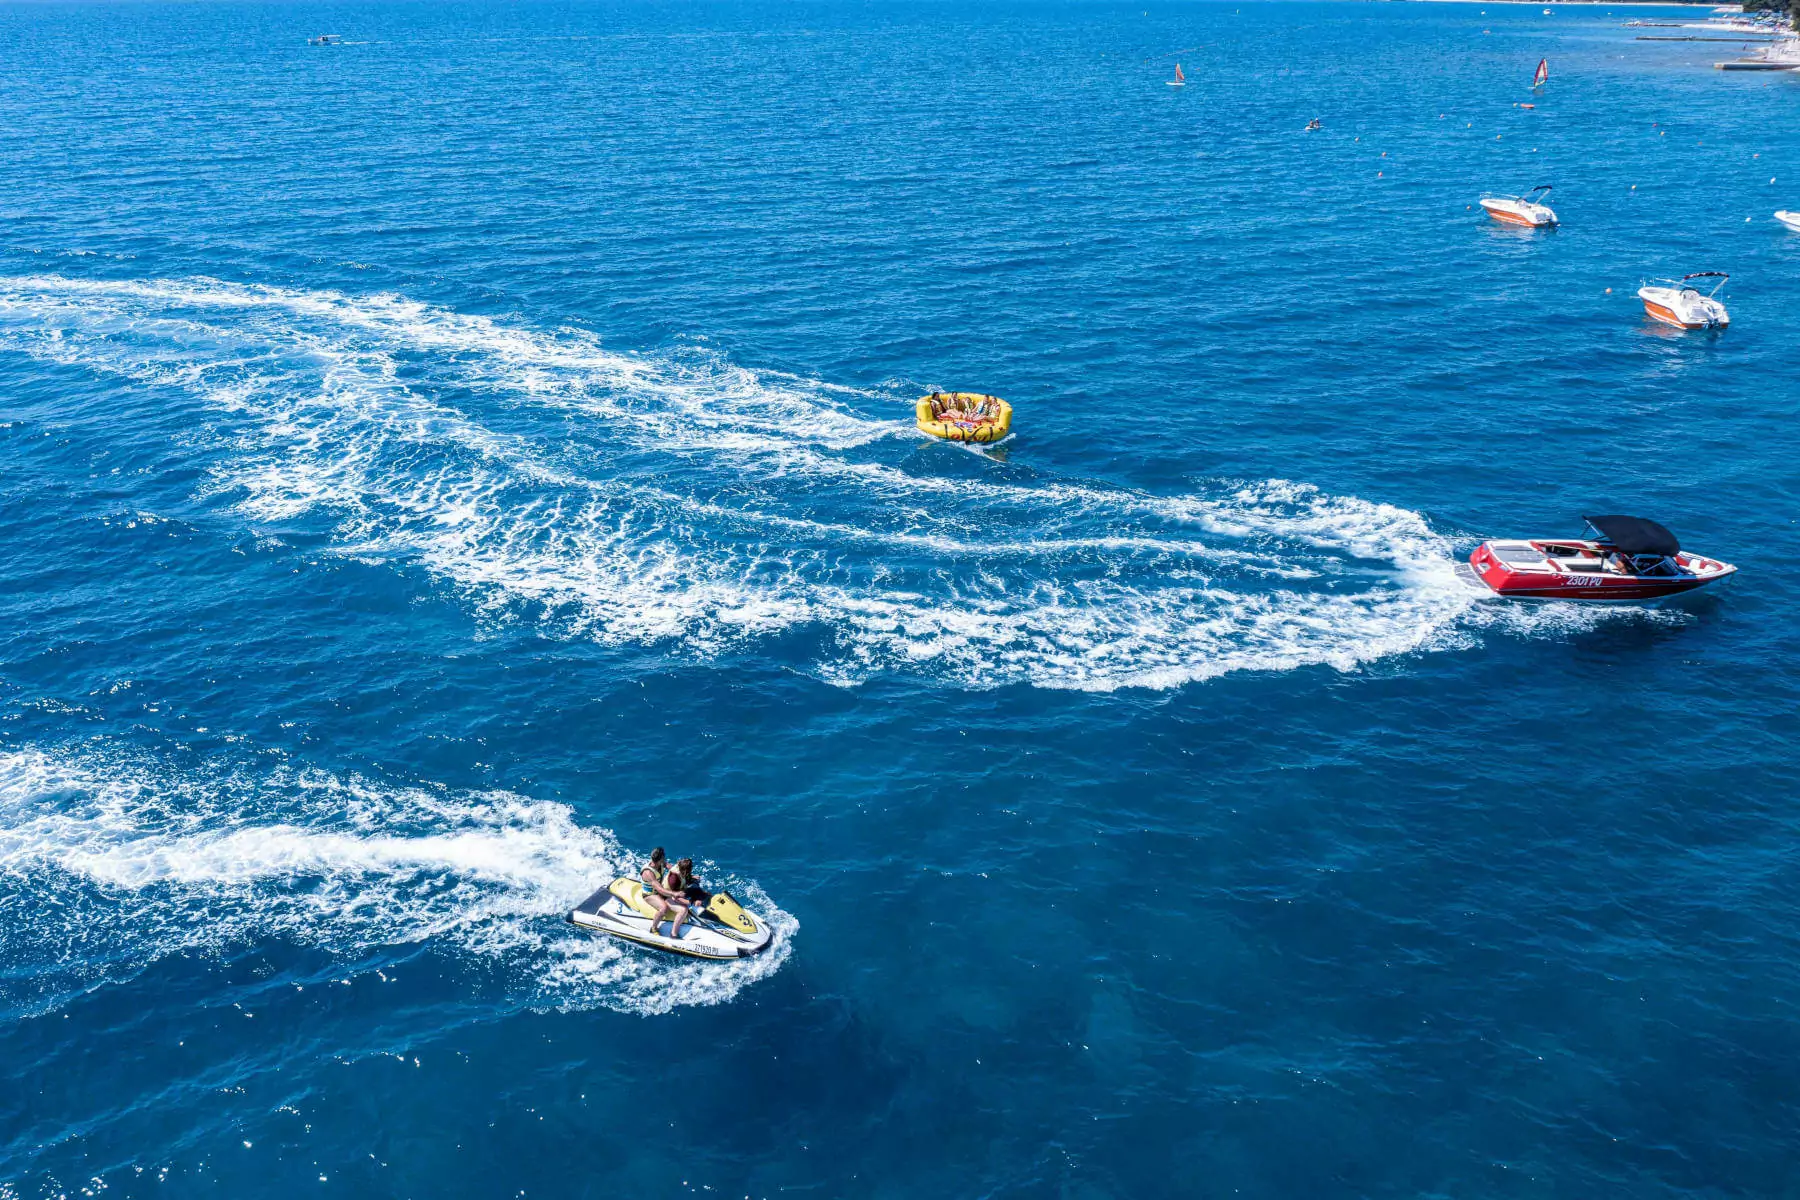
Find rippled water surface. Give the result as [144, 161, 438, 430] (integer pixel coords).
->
[2, 0, 1798, 1195]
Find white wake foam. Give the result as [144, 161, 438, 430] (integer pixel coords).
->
[0, 747, 796, 1017]
[0, 273, 1657, 688]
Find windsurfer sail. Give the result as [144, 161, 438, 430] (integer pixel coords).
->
[1533, 58, 1549, 87]
[1168, 63, 1185, 87]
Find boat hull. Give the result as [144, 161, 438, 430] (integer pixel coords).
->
[1642, 299, 1727, 329]
[1473, 574, 1726, 602]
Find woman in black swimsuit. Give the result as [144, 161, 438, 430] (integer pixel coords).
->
[673, 858, 710, 910]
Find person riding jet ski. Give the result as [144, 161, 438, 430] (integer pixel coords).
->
[672, 857, 710, 909]
[639, 848, 690, 939]
[570, 850, 772, 959]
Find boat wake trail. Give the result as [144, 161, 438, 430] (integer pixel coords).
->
[0, 274, 1634, 689]
[0, 747, 796, 1018]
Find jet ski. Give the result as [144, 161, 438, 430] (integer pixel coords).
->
[568, 878, 772, 959]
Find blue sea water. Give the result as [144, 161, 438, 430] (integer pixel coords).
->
[2, 0, 1799, 1193]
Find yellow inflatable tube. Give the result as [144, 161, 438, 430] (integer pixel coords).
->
[916, 392, 1012, 444]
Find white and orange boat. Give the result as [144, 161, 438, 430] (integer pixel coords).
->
[1465, 516, 1735, 604]
[1479, 185, 1558, 227]
[1637, 272, 1729, 330]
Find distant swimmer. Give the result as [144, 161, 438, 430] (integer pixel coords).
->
[1303, 118, 1322, 132]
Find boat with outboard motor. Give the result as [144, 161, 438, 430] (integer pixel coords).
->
[569, 878, 772, 958]
[1637, 272, 1729, 329]
[1464, 515, 1735, 602]
[1479, 185, 1558, 228]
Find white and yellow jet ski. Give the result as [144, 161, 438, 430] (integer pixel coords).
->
[568, 878, 772, 959]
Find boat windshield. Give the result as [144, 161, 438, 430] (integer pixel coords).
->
[1625, 555, 1681, 576]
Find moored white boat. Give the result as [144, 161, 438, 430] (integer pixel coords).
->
[1775, 210, 1800, 232]
[1479, 185, 1558, 228]
[1637, 272, 1729, 329]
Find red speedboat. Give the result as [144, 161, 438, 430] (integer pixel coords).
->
[1465, 515, 1735, 602]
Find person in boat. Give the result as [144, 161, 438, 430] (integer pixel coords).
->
[639, 847, 691, 936]
[937, 395, 991, 424]
[672, 857, 710, 911]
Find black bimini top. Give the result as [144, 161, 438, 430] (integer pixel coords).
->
[1583, 514, 1680, 557]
